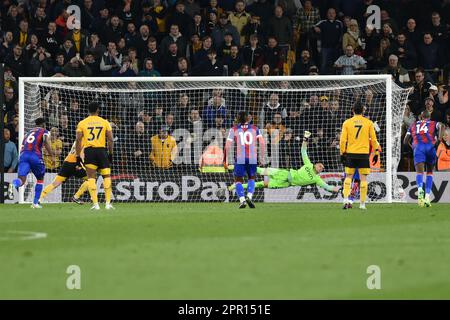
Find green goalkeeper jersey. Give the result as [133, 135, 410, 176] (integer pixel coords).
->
[288, 146, 331, 190]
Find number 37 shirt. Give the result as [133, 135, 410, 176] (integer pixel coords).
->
[76, 115, 112, 148]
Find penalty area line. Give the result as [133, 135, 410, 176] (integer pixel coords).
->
[0, 231, 48, 241]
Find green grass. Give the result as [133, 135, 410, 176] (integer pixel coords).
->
[1, 202, 450, 299]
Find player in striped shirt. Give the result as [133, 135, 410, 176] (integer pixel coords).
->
[224, 111, 265, 209]
[8, 118, 55, 208]
[404, 110, 443, 207]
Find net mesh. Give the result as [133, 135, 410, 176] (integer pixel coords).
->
[21, 77, 411, 203]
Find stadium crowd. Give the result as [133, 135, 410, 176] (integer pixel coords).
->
[2, 0, 450, 175]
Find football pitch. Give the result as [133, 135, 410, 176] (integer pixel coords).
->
[1, 203, 450, 299]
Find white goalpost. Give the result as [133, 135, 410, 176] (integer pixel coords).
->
[18, 75, 411, 204]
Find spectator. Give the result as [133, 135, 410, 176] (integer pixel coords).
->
[14, 20, 30, 48]
[294, 0, 320, 54]
[436, 128, 450, 172]
[258, 63, 272, 76]
[203, 0, 224, 19]
[62, 54, 92, 77]
[392, 32, 417, 70]
[382, 54, 410, 86]
[124, 22, 139, 49]
[247, 0, 273, 25]
[142, 37, 162, 70]
[217, 32, 234, 59]
[64, 20, 88, 55]
[279, 128, 300, 168]
[1, 31, 15, 61]
[192, 35, 213, 67]
[410, 69, 431, 116]
[28, 46, 54, 77]
[4, 87, 16, 114]
[113, 57, 137, 77]
[206, 11, 218, 35]
[189, 12, 207, 39]
[100, 41, 122, 76]
[57, 113, 73, 152]
[5, 44, 27, 78]
[160, 42, 181, 76]
[167, 1, 191, 36]
[160, 24, 188, 57]
[428, 84, 447, 115]
[149, 126, 178, 169]
[265, 112, 287, 144]
[136, 24, 151, 54]
[360, 23, 380, 66]
[291, 49, 313, 75]
[211, 13, 240, 49]
[242, 13, 265, 45]
[267, 5, 292, 46]
[104, 15, 123, 45]
[403, 18, 421, 49]
[342, 19, 362, 53]
[85, 33, 107, 61]
[59, 39, 77, 62]
[127, 47, 140, 75]
[172, 57, 190, 76]
[263, 36, 283, 75]
[372, 38, 392, 70]
[81, 0, 96, 31]
[171, 93, 192, 124]
[428, 12, 449, 47]
[417, 33, 444, 74]
[93, 6, 110, 43]
[334, 45, 367, 75]
[147, 0, 167, 40]
[192, 48, 223, 76]
[202, 93, 227, 128]
[242, 34, 264, 73]
[259, 93, 287, 129]
[314, 8, 343, 74]
[3, 128, 18, 173]
[139, 58, 161, 76]
[53, 53, 65, 75]
[4, 5, 20, 33]
[422, 97, 443, 122]
[228, 0, 251, 46]
[126, 121, 150, 174]
[223, 45, 242, 76]
[184, 0, 201, 19]
[381, 23, 396, 42]
[31, 6, 49, 43]
[6, 115, 19, 146]
[24, 34, 40, 61]
[43, 127, 63, 172]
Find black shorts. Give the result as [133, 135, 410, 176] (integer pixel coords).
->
[84, 147, 110, 170]
[345, 156, 370, 169]
[58, 161, 86, 179]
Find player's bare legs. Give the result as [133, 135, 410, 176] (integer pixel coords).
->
[415, 162, 425, 207]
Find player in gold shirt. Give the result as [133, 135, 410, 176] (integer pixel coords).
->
[40, 141, 89, 203]
[76, 102, 114, 210]
[340, 104, 381, 210]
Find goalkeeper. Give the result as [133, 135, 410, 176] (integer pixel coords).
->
[226, 131, 340, 193]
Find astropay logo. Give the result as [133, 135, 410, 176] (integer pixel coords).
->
[101, 176, 229, 201]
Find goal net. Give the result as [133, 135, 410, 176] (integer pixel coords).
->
[19, 76, 411, 203]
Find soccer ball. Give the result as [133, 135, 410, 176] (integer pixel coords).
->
[216, 188, 227, 198]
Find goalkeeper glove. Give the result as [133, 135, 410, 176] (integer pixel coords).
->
[303, 130, 312, 142]
[372, 151, 380, 166]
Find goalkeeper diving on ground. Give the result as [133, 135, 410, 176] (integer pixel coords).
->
[217, 131, 340, 198]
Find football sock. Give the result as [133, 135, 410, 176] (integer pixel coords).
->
[103, 177, 112, 204]
[74, 181, 89, 199]
[343, 177, 352, 199]
[40, 184, 55, 199]
[13, 178, 22, 189]
[416, 174, 424, 190]
[87, 178, 98, 204]
[247, 179, 255, 196]
[360, 180, 368, 203]
[425, 174, 433, 196]
[235, 182, 245, 199]
[33, 180, 44, 205]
